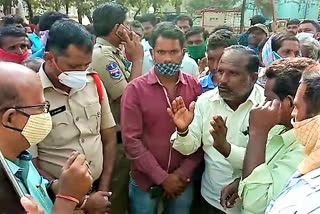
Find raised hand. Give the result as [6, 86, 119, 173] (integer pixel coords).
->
[210, 116, 230, 157]
[167, 96, 195, 133]
[59, 151, 92, 201]
[249, 99, 282, 133]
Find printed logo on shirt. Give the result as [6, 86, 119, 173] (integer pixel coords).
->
[106, 62, 122, 79]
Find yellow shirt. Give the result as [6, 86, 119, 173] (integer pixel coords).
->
[171, 84, 265, 214]
[29, 65, 116, 181]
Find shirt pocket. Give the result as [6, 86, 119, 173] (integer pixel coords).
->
[84, 102, 101, 134]
[48, 112, 71, 147]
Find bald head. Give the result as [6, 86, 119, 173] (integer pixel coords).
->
[0, 62, 43, 109]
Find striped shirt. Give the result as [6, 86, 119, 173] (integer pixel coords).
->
[265, 168, 320, 213]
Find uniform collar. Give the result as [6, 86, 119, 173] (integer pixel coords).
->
[280, 129, 296, 147]
[147, 68, 187, 85]
[209, 84, 263, 106]
[96, 37, 121, 55]
[38, 63, 55, 89]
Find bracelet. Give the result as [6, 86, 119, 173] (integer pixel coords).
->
[80, 195, 90, 210]
[177, 128, 189, 136]
[56, 194, 80, 205]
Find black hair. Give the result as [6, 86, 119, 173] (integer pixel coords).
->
[85, 24, 96, 35]
[266, 66, 302, 101]
[300, 20, 320, 32]
[287, 19, 300, 27]
[271, 33, 299, 52]
[207, 30, 238, 51]
[185, 26, 209, 41]
[303, 76, 320, 116]
[250, 15, 266, 26]
[131, 20, 143, 30]
[211, 25, 234, 34]
[93, 2, 128, 37]
[138, 14, 157, 26]
[150, 22, 185, 49]
[175, 15, 193, 27]
[224, 45, 260, 73]
[46, 19, 93, 55]
[30, 16, 40, 25]
[38, 11, 68, 31]
[0, 26, 27, 48]
[2, 15, 24, 26]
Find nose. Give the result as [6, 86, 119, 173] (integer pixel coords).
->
[219, 72, 228, 85]
[288, 52, 296, 58]
[163, 53, 172, 64]
[291, 106, 297, 119]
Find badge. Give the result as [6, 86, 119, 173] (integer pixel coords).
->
[106, 62, 122, 79]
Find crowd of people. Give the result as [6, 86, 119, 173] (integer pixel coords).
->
[0, 2, 320, 214]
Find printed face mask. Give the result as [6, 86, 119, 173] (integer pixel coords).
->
[154, 62, 181, 76]
[292, 115, 320, 174]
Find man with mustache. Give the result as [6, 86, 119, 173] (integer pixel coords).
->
[168, 45, 264, 213]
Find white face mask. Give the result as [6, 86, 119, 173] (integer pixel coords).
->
[58, 71, 87, 90]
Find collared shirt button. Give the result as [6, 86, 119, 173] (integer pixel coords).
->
[97, 112, 101, 117]
[81, 138, 85, 143]
[76, 117, 79, 121]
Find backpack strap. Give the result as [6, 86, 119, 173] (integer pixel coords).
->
[90, 73, 103, 104]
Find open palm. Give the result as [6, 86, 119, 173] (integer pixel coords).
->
[167, 96, 195, 132]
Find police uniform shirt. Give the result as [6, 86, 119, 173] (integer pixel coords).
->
[29, 65, 116, 181]
[91, 37, 131, 126]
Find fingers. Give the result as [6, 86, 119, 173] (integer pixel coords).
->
[189, 101, 195, 113]
[21, 195, 44, 214]
[167, 108, 175, 119]
[220, 187, 229, 210]
[63, 151, 80, 170]
[226, 193, 239, 208]
[71, 154, 86, 168]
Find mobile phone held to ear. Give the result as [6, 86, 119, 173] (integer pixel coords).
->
[0, 151, 25, 213]
[116, 24, 132, 41]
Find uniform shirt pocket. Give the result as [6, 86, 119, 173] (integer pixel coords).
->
[84, 102, 101, 134]
[48, 112, 71, 147]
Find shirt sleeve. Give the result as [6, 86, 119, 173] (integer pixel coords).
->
[100, 83, 116, 130]
[121, 83, 168, 185]
[92, 53, 128, 101]
[226, 144, 246, 170]
[171, 99, 203, 156]
[238, 144, 304, 214]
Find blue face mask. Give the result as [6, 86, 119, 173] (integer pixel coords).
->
[154, 63, 181, 76]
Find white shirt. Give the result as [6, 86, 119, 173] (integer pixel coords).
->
[266, 168, 320, 213]
[141, 39, 152, 52]
[142, 51, 200, 78]
[171, 85, 265, 213]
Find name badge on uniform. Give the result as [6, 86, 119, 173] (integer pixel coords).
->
[106, 62, 122, 80]
[49, 106, 66, 116]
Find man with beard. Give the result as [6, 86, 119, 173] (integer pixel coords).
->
[168, 45, 264, 214]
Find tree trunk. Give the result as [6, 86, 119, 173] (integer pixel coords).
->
[3, 0, 12, 15]
[65, 1, 69, 15]
[24, 0, 33, 18]
[85, 10, 92, 23]
[77, 6, 83, 24]
[134, 6, 142, 19]
[240, 0, 246, 33]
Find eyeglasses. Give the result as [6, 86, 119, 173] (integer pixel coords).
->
[13, 101, 50, 114]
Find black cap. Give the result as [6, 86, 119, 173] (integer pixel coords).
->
[250, 15, 266, 25]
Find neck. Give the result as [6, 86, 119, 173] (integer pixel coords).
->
[284, 121, 293, 130]
[44, 63, 71, 93]
[0, 141, 20, 161]
[101, 35, 120, 48]
[155, 71, 179, 85]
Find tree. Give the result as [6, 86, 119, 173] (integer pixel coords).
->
[240, 0, 246, 32]
[170, 0, 182, 14]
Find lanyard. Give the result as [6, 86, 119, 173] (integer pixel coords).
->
[154, 72, 179, 172]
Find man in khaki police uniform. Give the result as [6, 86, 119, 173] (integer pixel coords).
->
[91, 3, 144, 214]
[31, 20, 116, 213]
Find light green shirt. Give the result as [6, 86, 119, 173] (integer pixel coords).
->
[6, 151, 53, 214]
[171, 85, 265, 213]
[238, 129, 305, 214]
